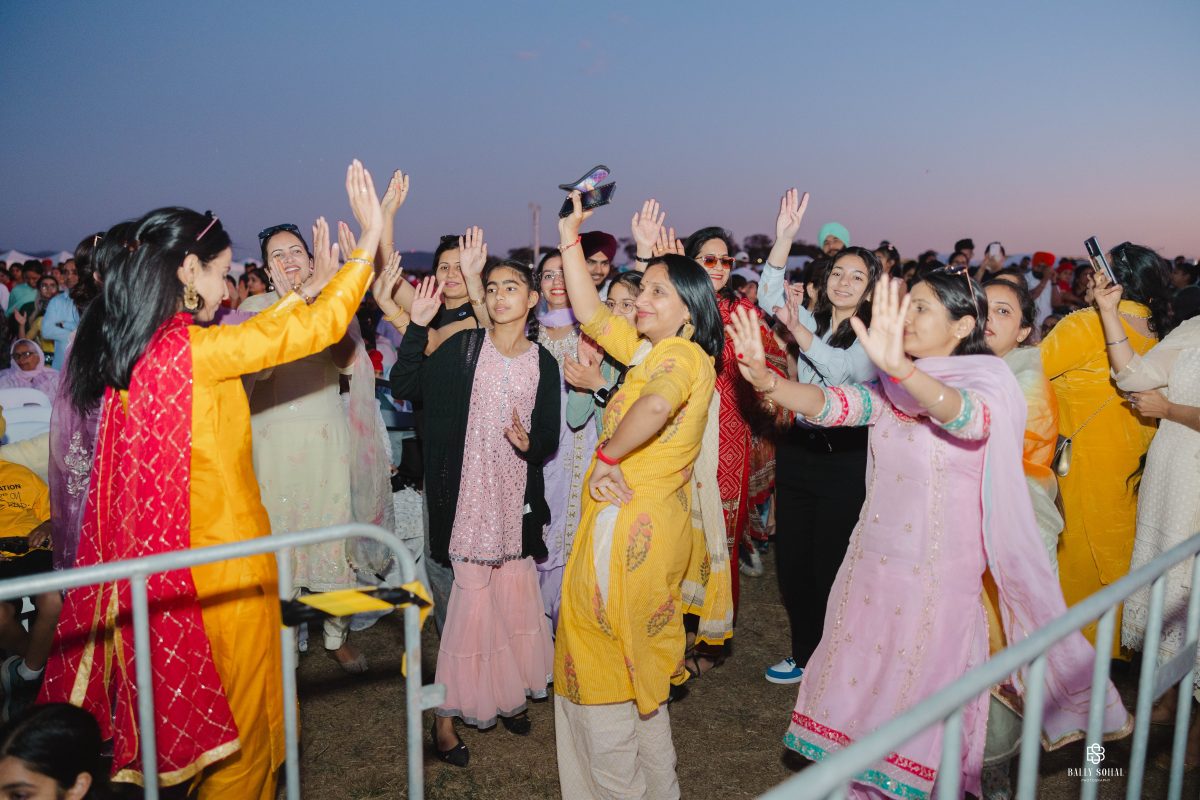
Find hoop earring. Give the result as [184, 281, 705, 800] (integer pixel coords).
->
[680, 322, 695, 340]
[183, 281, 200, 311]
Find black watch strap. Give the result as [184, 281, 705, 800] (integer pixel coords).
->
[594, 386, 612, 407]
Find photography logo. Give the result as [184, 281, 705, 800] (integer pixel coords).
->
[1068, 743, 1124, 783]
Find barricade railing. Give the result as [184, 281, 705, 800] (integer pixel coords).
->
[0, 523, 441, 800]
[759, 532, 1200, 800]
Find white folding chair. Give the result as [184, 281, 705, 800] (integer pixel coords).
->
[0, 386, 53, 445]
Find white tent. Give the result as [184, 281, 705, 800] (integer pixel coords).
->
[50, 251, 74, 264]
[0, 250, 33, 264]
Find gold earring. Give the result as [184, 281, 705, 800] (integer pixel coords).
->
[183, 281, 200, 311]
[680, 321, 695, 340]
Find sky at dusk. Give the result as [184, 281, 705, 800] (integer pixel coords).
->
[2, 1, 1197, 263]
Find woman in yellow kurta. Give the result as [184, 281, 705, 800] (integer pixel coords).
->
[552, 194, 720, 799]
[40, 161, 382, 799]
[1039, 245, 1174, 656]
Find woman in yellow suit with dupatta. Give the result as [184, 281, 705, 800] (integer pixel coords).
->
[1039, 242, 1175, 656]
[39, 162, 384, 799]
[552, 193, 722, 800]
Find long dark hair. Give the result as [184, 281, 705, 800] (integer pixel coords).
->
[1110, 242, 1175, 338]
[983, 276, 1037, 343]
[483, 259, 539, 339]
[915, 265, 992, 356]
[811, 246, 881, 349]
[0, 703, 110, 798]
[683, 226, 738, 301]
[68, 208, 231, 414]
[646, 254, 724, 369]
[71, 231, 105, 311]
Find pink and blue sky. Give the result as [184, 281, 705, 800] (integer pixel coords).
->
[1, 1, 1196, 261]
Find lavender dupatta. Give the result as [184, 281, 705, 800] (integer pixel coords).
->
[882, 355, 1130, 747]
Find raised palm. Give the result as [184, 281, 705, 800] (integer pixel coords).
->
[849, 277, 911, 376]
[409, 276, 443, 327]
[775, 188, 810, 242]
[458, 226, 488, 278]
[381, 169, 410, 216]
[725, 306, 771, 389]
[631, 199, 666, 250]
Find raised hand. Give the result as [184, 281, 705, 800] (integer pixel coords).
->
[337, 221, 359, 263]
[631, 199, 666, 251]
[12, 309, 25, 326]
[652, 226, 685, 258]
[563, 350, 606, 392]
[344, 159, 384, 257]
[558, 190, 595, 243]
[372, 251, 405, 317]
[849, 277, 912, 378]
[504, 408, 531, 452]
[458, 226, 488, 278]
[307, 216, 342, 294]
[381, 169, 410, 218]
[773, 282, 807, 330]
[725, 306, 773, 390]
[409, 275, 443, 327]
[588, 460, 633, 506]
[267, 259, 293, 295]
[775, 188, 810, 242]
[1091, 265, 1123, 315]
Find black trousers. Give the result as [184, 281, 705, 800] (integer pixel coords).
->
[774, 427, 869, 666]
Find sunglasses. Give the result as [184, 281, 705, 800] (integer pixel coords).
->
[930, 263, 986, 319]
[697, 255, 736, 269]
[257, 223, 301, 242]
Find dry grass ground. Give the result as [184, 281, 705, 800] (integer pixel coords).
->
[294, 554, 1195, 799]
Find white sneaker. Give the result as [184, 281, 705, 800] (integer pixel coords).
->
[765, 657, 804, 684]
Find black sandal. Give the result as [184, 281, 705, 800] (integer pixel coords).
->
[500, 712, 531, 736]
[431, 720, 469, 767]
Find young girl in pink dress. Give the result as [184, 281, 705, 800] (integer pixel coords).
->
[388, 259, 559, 767]
[727, 268, 1130, 799]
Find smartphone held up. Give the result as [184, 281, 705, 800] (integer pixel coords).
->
[558, 163, 617, 218]
[1084, 236, 1118, 285]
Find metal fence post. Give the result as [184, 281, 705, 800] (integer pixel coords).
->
[1127, 576, 1168, 799]
[129, 572, 160, 800]
[1167, 556, 1200, 800]
[1080, 605, 1117, 800]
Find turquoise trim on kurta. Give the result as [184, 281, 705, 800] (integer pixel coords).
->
[782, 731, 931, 800]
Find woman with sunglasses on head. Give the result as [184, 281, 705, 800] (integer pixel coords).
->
[39, 162, 382, 799]
[1039, 242, 1174, 656]
[237, 218, 393, 672]
[755, 191, 882, 687]
[727, 267, 1129, 800]
[389, 259, 559, 767]
[529, 249, 600, 628]
[552, 192, 720, 798]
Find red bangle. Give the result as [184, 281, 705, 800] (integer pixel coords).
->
[595, 443, 620, 466]
[889, 363, 917, 384]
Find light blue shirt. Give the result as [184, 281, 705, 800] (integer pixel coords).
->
[40, 292, 79, 349]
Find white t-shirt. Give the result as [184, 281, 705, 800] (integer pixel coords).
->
[1025, 271, 1053, 328]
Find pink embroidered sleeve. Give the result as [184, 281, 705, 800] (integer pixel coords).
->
[934, 388, 991, 440]
[806, 381, 885, 428]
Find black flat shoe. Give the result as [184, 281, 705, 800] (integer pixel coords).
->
[431, 720, 469, 767]
[558, 164, 610, 192]
[500, 713, 531, 736]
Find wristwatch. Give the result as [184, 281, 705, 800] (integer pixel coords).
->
[594, 385, 613, 407]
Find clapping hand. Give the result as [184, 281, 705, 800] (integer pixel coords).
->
[344, 159, 383, 258]
[652, 226, 685, 258]
[558, 190, 595, 243]
[338, 221, 358, 261]
[458, 226, 488, 278]
[267, 259, 293, 296]
[372, 251, 405, 318]
[306, 217, 341, 295]
[725, 306, 774, 390]
[849, 277, 912, 378]
[1092, 265, 1123, 314]
[588, 459, 633, 506]
[409, 276, 443, 327]
[504, 408, 531, 452]
[631, 199, 666, 251]
[564, 340, 606, 391]
[381, 169, 410, 218]
[775, 188, 810, 243]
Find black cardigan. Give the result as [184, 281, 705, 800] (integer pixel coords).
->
[390, 324, 560, 567]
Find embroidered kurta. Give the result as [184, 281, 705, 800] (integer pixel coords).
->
[554, 307, 716, 714]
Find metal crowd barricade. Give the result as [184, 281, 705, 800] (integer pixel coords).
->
[759, 532, 1200, 800]
[0, 523, 441, 800]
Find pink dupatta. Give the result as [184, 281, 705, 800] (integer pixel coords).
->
[882, 355, 1130, 748]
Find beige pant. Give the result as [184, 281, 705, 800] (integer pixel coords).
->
[555, 696, 680, 800]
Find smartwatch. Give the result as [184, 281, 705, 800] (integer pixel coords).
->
[594, 386, 613, 407]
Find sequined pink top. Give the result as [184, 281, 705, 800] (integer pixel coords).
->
[448, 334, 541, 565]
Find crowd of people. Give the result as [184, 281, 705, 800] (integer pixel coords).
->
[0, 162, 1196, 800]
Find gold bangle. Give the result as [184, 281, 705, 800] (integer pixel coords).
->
[469, 296, 486, 306]
[757, 373, 779, 395]
[344, 257, 373, 268]
[385, 310, 408, 325]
